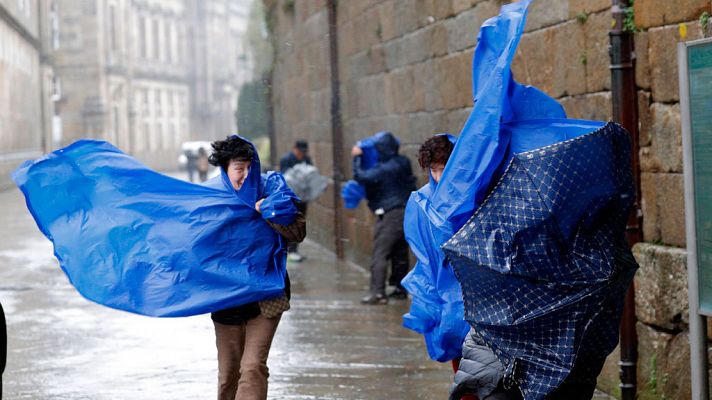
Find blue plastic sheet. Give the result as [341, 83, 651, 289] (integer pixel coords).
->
[401, 134, 471, 362]
[341, 180, 366, 209]
[12, 137, 298, 317]
[341, 132, 399, 209]
[401, 0, 567, 361]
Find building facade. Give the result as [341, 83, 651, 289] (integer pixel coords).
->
[0, 0, 57, 188]
[53, 0, 251, 170]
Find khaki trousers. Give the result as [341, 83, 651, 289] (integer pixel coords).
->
[214, 314, 281, 400]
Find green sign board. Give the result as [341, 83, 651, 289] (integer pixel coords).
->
[688, 41, 712, 315]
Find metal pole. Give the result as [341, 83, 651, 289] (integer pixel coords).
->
[327, 0, 345, 259]
[265, 72, 278, 169]
[610, 1, 640, 399]
[678, 40, 710, 400]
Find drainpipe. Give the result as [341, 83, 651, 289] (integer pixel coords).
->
[265, 72, 277, 169]
[327, 0, 345, 259]
[610, 1, 641, 399]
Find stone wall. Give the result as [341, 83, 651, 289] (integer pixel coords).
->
[627, 1, 712, 398]
[266, 0, 712, 398]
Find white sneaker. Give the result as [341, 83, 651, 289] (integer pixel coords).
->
[288, 252, 304, 262]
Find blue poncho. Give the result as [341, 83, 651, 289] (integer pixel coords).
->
[12, 137, 299, 317]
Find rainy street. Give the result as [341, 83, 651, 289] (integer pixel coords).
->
[0, 186, 452, 399]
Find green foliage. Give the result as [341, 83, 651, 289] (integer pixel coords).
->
[283, 0, 295, 15]
[580, 53, 588, 66]
[623, 0, 638, 33]
[648, 353, 658, 393]
[575, 12, 588, 24]
[701, 11, 710, 33]
[236, 78, 271, 141]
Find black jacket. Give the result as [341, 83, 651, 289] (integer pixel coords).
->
[1, 301, 5, 381]
[353, 133, 416, 213]
[279, 152, 312, 172]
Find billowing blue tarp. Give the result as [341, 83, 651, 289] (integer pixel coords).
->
[401, 0, 568, 361]
[401, 134, 471, 362]
[341, 131, 399, 209]
[12, 137, 298, 317]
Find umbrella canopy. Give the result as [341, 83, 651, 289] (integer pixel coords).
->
[442, 122, 638, 399]
[283, 163, 328, 202]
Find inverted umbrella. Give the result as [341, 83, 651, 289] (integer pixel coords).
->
[283, 163, 328, 202]
[442, 122, 638, 399]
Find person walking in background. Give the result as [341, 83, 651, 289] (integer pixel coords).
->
[196, 147, 210, 182]
[352, 132, 416, 305]
[208, 136, 306, 400]
[182, 146, 198, 183]
[279, 140, 312, 262]
[1, 301, 5, 397]
[279, 140, 312, 172]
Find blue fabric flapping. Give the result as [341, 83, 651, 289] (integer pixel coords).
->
[12, 137, 298, 317]
[401, 134, 471, 362]
[442, 123, 638, 399]
[341, 131, 398, 209]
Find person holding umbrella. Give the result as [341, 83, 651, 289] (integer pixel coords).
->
[279, 140, 313, 262]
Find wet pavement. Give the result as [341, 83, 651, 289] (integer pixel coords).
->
[0, 187, 452, 399]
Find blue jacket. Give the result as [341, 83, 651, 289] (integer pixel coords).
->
[352, 133, 415, 212]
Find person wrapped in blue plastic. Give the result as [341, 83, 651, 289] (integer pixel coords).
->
[401, 134, 471, 363]
[13, 135, 305, 399]
[207, 136, 306, 400]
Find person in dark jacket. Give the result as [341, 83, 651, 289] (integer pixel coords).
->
[279, 140, 312, 262]
[1, 301, 5, 396]
[352, 132, 416, 305]
[279, 139, 312, 172]
[208, 136, 306, 400]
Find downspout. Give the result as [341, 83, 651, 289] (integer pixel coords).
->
[610, 1, 641, 399]
[327, 0, 345, 258]
[266, 72, 277, 169]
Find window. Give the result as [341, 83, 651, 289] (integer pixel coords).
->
[143, 122, 151, 150]
[168, 91, 174, 117]
[155, 89, 162, 117]
[142, 89, 149, 117]
[170, 23, 179, 64]
[164, 21, 171, 63]
[152, 18, 159, 60]
[109, 4, 118, 51]
[139, 16, 147, 59]
[156, 123, 163, 149]
[50, 1, 60, 49]
[17, 0, 30, 18]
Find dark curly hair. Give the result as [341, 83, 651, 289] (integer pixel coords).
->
[208, 136, 255, 171]
[418, 135, 454, 169]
